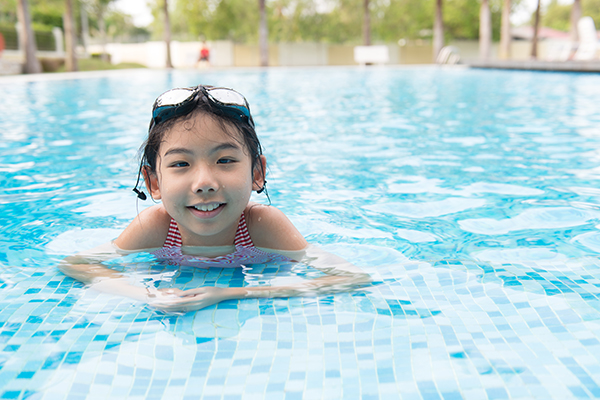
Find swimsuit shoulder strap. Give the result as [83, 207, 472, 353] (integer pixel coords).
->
[164, 219, 182, 248]
[234, 213, 254, 248]
[163, 214, 253, 248]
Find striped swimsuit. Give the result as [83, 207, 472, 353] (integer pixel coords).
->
[152, 214, 290, 267]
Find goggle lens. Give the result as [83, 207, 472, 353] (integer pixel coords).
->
[207, 88, 247, 107]
[155, 88, 195, 108]
[150, 86, 254, 129]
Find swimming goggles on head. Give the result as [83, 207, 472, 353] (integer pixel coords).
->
[150, 85, 255, 130]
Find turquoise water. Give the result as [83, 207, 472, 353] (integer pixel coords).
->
[1, 67, 600, 399]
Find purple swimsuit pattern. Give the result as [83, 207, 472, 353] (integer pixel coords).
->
[152, 214, 291, 268]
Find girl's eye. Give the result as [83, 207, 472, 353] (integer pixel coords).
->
[171, 161, 189, 168]
[217, 158, 236, 164]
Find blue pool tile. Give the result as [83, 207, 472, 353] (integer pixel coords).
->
[117, 364, 134, 376]
[251, 364, 270, 374]
[41, 352, 65, 370]
[64, 351, 83, 364]
[486, 387, 508, 399]
[580, 338, 600, 346]
[71, 383, 89, 394]
[441, 392, 462, 400]
[155, 345, 174, 361]
[267, 382, 285, 392]
[417, 381, 442, 400]
[284, 392, 303, 400]
[94, 373, 113, 385]
[133, 377, 151, 388]
[137, 368, 152, 377]
[289, 371, 305, 380]
[16, 371, 34, 379]
[129, 387, 148, 396]
[25, 316, 43, 324]
[567, 386, 591, 398]
[325, 370, 340, 378]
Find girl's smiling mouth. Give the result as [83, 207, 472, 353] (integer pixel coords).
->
[189, 202, 226, 218]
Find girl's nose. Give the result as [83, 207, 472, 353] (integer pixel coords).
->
[192, 166, 218, 193]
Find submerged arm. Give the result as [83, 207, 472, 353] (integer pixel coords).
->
[59, 206, 174, 302]
[58, 242, 151, 302]
[151, 244, 372, 312]
[150, 205, 372, 312]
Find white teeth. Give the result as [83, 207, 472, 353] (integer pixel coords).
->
[194, 203, 221, 212]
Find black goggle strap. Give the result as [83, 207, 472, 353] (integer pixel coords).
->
[132, 164, 147, 200]
[151, 88, 200, 125]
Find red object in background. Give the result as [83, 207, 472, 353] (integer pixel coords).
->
[200, 47, 209, 61]
[0, 32, 5, 57]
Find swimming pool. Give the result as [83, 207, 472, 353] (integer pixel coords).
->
[1, 66, 600, 399]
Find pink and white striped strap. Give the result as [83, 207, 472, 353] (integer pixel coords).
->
[163, 213, 253, 248]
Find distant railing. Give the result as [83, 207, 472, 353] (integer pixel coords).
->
[0, 25, 59, 52]
[0, 27, 18, 50]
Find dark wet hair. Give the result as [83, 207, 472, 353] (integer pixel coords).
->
[136, 90, 267, 199]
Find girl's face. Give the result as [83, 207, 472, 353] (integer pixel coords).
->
[146, 113, 265, 246]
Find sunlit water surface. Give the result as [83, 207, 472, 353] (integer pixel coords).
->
[1, 67, 600, 399]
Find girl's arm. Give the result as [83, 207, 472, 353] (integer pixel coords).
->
[58, 242, 150, 301]
[148, 205, 371, 312]
[58, 205, 175, 303]
[149, 244, 372, 312]
[59, 204, 371, 312]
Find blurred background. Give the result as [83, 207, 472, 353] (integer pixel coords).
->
[0, 0, 598, 73]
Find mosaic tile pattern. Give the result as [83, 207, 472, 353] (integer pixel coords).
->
[1, 244, 600, 399]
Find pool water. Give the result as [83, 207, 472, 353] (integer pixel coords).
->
[2, 66, 600, 399]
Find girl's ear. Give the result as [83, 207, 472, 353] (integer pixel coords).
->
[143, 167, 162, 200]
[252, 155, 267, 191]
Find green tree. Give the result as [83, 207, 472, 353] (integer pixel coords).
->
[543, 0, 600, 34]
[161, 0, 523, 45]
[85, 0, 113, 61]
[543, 0, 572, 31]
[373, 0, 433, 42]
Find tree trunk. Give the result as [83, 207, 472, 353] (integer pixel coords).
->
[16, 0, 42, 73]
[64, 0, 78, 72]
[499, 0, 511, 59]
[363, 0, 371, 46]
[570, 0, 582, 42]
[259, 0, 269, 67]
[433, 0, 444, 62]
[163, 0, 173, 68]
[530, 0, 541, 59]
[479, 0, 491, 60]
[99, 6, 108, 63]
[80, 2, 90, 56]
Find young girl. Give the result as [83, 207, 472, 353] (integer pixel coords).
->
[59, 85, 370, 313]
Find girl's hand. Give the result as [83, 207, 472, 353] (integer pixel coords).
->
[148, 287, 239, 312]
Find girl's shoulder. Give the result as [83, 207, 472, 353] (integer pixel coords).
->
[244, 203, 307, 251]
[114, 204, 172, 251]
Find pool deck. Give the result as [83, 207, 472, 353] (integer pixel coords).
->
[469, 59, 600, 72]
